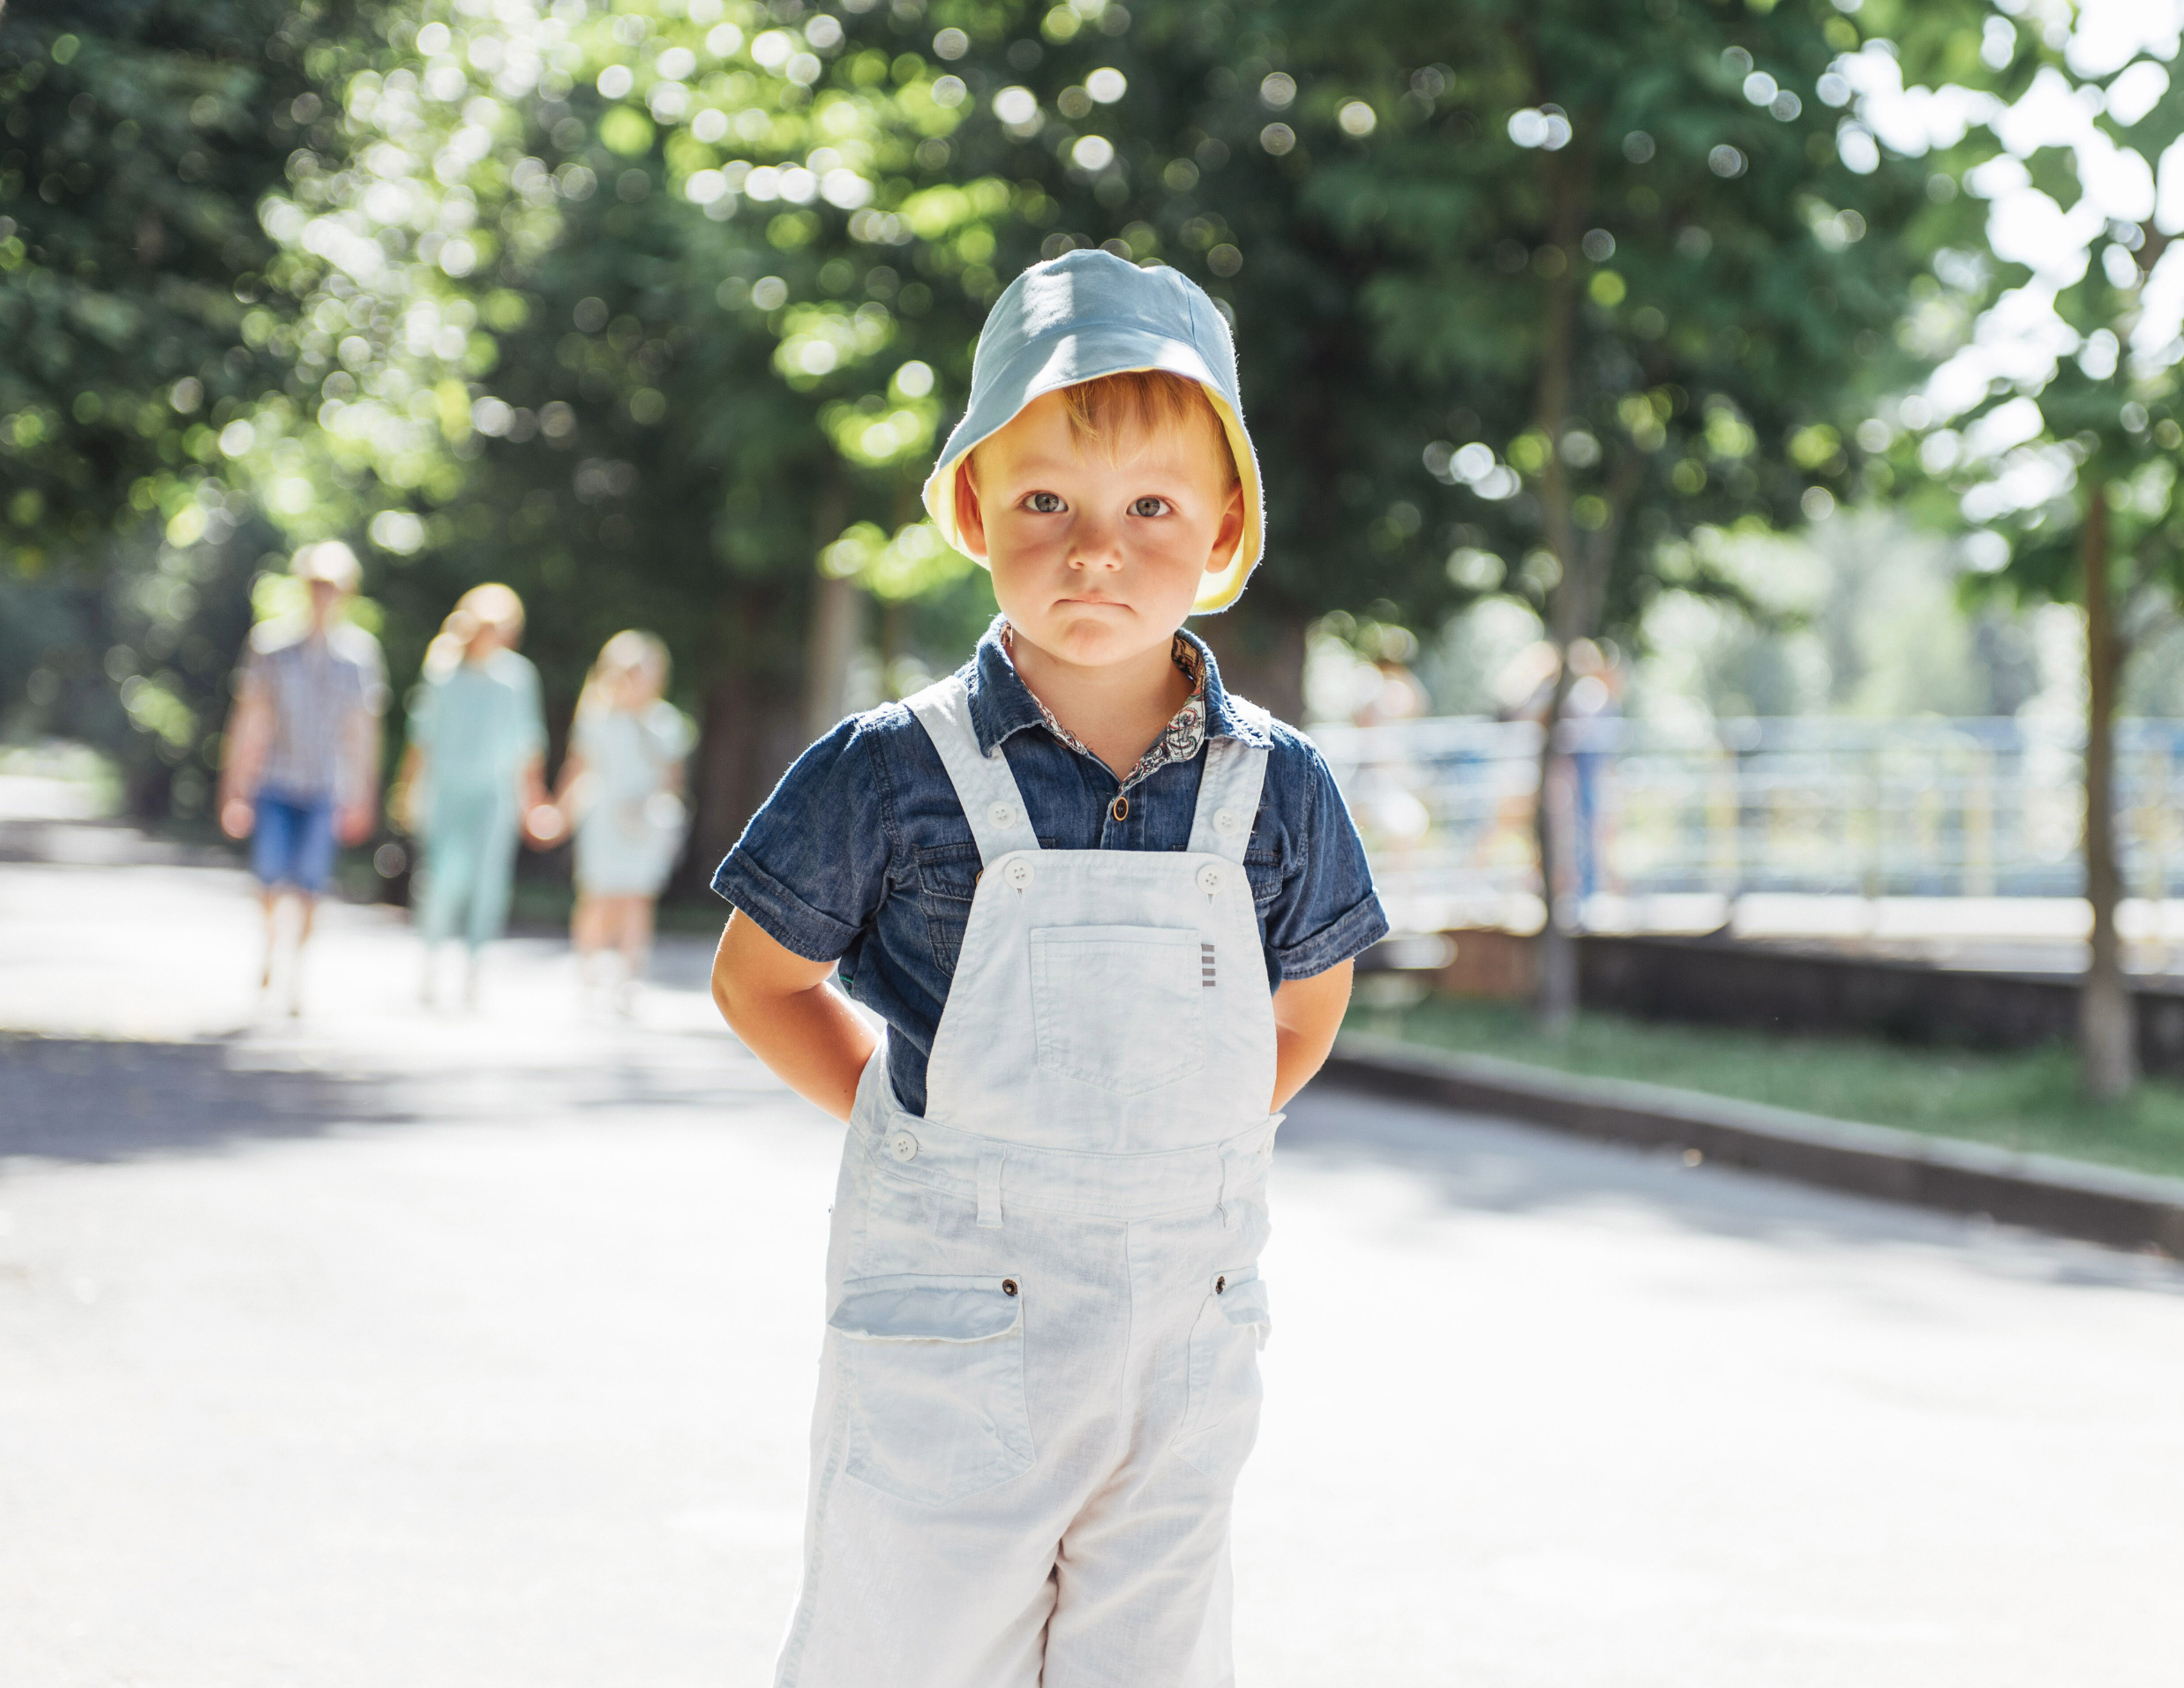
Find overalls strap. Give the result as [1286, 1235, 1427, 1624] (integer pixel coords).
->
[905, 674, 1041, 865]
[1186, 733, 1269, 865]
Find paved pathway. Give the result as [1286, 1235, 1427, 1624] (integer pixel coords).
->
[3, 830, 2180, 1685]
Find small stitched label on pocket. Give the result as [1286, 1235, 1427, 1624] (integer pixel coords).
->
[1030, 926, 1208, 1096]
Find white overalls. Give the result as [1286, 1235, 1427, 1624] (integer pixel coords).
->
[774, 674, 1281, 1688]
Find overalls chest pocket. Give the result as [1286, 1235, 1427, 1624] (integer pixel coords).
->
[1030, 925, 1208, 1095]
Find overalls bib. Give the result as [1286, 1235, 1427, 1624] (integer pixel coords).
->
[775, 675, 1281, 1688]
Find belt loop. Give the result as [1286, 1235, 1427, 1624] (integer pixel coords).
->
[976, 1148, 1005, 1230]
[1218, 1150, 1238, 1230]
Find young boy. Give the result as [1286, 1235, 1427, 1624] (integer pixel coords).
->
[218, 540, 387, 1014]
[710, 249, 1388, 1686]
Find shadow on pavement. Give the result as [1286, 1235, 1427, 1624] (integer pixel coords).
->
[1287, 1077, 2184, 1297]
[0, 1032, 417, 1163]
[0, 817, 239, 870]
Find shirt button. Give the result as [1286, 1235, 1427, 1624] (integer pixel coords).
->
[1214, 807, 1243, 836]
[988, 801, 1017, 829]
[1110, 794, 1130, 822]
[1005, 859, 1035, 890]
[888, 1130, 919, 1162]
[1196, 862, 1226, 896]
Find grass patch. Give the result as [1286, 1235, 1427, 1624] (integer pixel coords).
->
[1349, 994, 2184, 1183]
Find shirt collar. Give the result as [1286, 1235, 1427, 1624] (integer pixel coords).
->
[960, 614, 1269, 756]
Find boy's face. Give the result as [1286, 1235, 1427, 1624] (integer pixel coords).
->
[957, 389, 1245, 671]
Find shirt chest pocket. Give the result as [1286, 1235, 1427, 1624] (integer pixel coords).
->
[916, 844, 982, 972]
[1030, 926, 1207, 1096]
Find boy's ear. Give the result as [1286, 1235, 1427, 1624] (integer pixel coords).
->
[953, 459, 989, 562]
[1204, 482, 1246, 576]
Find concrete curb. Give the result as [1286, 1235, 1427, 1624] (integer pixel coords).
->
[1322, 1033, 2184, 1255]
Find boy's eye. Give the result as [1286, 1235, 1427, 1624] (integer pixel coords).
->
[1024, 491, 1066, 514]
[1130, 496, 1174, 518]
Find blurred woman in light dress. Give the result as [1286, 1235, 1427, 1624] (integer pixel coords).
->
[394, 583, 554, 1006]
[552, 630, 694, 1013]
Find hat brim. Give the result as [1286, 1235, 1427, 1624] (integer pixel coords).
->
[920, 326, 1263, 617]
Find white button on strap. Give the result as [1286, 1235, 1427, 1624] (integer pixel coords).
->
[988, 801, 1017, 830]
[1196, 862, 1226, 896]
[888, 1130, 919, 1162]
[1214, 807, 1244, 837]
[1005, 858, 1035, 890]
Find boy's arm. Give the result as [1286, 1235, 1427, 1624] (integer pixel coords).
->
[711, 910, 878, 1122]
[1270, 958, 1352, 1111]
[217, 671, 272, 839]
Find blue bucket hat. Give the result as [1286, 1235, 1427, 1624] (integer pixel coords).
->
[920, 250, 1265, 616]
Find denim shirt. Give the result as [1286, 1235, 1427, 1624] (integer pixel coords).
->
[713, 619, 1388, 1116]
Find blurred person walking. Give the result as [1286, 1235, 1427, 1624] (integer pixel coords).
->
[550, 630, 694, 1015]
[217, 541, 387, 1016]
[394, 584, 552, 1007]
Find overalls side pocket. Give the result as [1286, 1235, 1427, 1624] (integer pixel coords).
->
[1170, 1268, 1272, 1484]
[831, 1274, 1037, 1505]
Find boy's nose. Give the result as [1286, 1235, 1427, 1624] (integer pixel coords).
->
[1067, 517, 1126, 570]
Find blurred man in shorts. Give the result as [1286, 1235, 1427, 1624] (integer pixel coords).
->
[217, 540, 387, 1013]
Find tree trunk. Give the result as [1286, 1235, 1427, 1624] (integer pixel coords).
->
[1529, 140, 1594, 1034]
[799, 470, 861, 741]
[686, 659, 806, 901]
[2080, 480, 2136, 1097]
[801, 574, 866, 742]
[679, 577, 807, 901]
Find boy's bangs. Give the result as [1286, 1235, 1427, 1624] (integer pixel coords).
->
[1057, 371, 1239, 484]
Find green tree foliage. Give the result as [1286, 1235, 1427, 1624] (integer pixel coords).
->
[1900, 5, 2184, 1094]
[1265, 0, 2006, 1020]
[1, 0, 2034, 912]
[219, 0, 1471, 859]
[0, 1, 362, 566]
[0, 1, 371, 808]
[220, 0, 1059, 860]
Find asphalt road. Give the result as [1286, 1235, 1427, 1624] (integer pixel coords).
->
[4, 833, 2181, 1686]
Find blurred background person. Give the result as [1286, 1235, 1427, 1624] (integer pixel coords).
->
[1488, 638, 1625, 913]
[551, 630, 694, 1015]
[216, 541, 385, 1016]
[1560, 638, 1625, 906]
[394, 584, 552, 1007]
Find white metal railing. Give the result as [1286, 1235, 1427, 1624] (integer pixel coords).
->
[1310, 715, 2184, 934]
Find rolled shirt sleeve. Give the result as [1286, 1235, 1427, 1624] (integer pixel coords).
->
[1262, 739, 1390, 980]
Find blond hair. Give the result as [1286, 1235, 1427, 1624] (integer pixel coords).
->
[974, 370, 1239, 484]
[424, 582, 526, 680]
[575, 628, 670, 721]
[290, 539, 362, 593]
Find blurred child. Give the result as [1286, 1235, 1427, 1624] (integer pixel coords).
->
[394, 583, 552, 1006]
[709, 251, 1387, 1685]
[217, 541, 386, 1016]
[552, 629, 695, 1013]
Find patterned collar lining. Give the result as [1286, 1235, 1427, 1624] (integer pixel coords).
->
[998, 623, 1209, 792]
